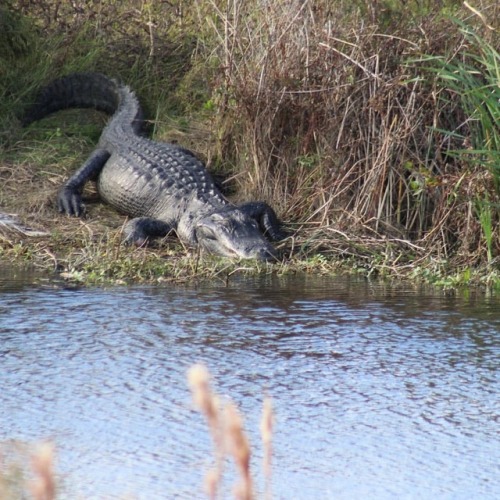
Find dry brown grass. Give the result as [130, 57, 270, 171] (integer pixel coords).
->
[201, 0, 499, 269]
[2, 0, 499, 283]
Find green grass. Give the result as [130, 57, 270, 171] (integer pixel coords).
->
[412, 19, 500, 187]
[1, 1, 499, 289]
[410, 18, 499, 273]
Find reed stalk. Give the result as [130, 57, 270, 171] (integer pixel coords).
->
[1, 1, 499, 284]
[188, 364, 274, 499]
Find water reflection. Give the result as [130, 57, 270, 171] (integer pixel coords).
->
[0, 271, 499, 499]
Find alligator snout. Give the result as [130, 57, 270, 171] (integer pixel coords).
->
[195, 209, 281, 261]
[199, 237, 278, 261]
[26, 73, 284, 261]
[248, 245, 278, 262]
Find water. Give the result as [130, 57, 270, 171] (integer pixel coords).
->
[0, 268, 499, 499]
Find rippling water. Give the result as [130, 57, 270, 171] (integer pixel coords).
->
[0, 268, 499, 499]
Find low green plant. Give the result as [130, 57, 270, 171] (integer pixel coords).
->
[1, 1, 500, 288]
[415, 20, 500, 189]
[476, 197, 494, 263]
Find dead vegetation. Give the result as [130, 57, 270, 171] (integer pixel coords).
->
[1, 0, 499, 286]
[203, 1, 499, 273]
[188, 363, 273, 500]
[0, 442, 56, 500]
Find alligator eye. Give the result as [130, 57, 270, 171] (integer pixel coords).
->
[205, 233, 217, 241]
[201, 228, 218, 240]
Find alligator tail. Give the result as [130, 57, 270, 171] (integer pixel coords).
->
[22, 73, 124, 126]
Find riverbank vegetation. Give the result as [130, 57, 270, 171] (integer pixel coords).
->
[0, 1, 499, 288]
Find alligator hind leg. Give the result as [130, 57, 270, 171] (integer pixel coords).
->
[238, 201, 284, 241]
[122, 217, 173, 246]
[58, 148, 111, 216]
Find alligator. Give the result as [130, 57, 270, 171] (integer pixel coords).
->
[23, 73, 283, 260]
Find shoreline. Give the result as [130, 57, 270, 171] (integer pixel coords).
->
[1, 2, 498, 289]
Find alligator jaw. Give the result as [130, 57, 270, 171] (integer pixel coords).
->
[25, 73, 283, 260]
[199, 238, 278, 261]
[195, 209, 278, 261]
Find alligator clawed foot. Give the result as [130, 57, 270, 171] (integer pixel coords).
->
[26, 73, 284, 260]
[122, 217, 171, 247]
[57, 187, 85, 217]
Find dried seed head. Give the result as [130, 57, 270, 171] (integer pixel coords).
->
[30, 442, 55, 500]
[204, 468, 219, 500]
[188, 363, 212, 413]
[225, 402, 252, 500]
[260, 397, 274, 445]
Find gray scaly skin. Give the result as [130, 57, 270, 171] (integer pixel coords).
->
[23, 73, 283, 260]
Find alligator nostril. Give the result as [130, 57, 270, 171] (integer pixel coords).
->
[257, 247, 277, 262]
[26, 74, 283, 260]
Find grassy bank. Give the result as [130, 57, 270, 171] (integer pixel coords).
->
[0, 1, 499, 288]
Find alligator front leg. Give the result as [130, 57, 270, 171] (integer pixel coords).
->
[58, 148, 110, 216]
[122, 217, 173, 246]
[238, 201, 284, 241]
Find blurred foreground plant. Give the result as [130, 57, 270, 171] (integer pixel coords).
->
[188, 363, 274, 500]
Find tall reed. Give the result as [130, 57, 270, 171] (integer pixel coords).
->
[412, 18, 499, 264]
[2, 0, 499, 278]
[188, 364, 274, 499]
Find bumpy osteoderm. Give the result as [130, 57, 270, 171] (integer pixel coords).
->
[24, 73, 283, 260]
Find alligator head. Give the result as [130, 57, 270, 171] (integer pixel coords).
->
[195, 208, 277, 261]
